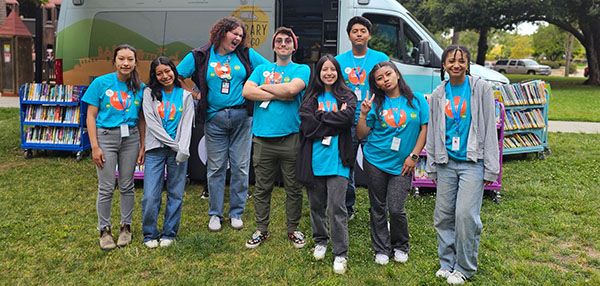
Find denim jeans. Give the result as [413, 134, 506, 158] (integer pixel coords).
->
[141, 147, 188, 242]
[434, 159, 485, 278]
[204, 108, 252, 219]
[345, 125, 367, 216]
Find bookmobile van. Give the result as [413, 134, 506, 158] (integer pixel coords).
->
[55, 0, 508, 182]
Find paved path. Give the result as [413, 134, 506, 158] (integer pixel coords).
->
[2, 95, 599, 133]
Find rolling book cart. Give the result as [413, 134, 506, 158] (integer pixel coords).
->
[493, 80, 550, 159]
[19, 83, 90, 161]
[412, 101, 505, 203]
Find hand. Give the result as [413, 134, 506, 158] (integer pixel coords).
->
[401, 156, 416, 176]
[484, 180, 494, 186]
[92, 146, 105, 168]
[192, 91, 202, 100]
[361, 91, 374, 114]
[137, 148, 145, 166]
[340, 102, 347, 111]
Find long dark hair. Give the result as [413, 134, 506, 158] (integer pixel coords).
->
[368, 61, 415, 123]
[148, 56, 181, 102]
[303, 54, 353, 105]
[113, 44, 142, 94]
[209, 17, 248, 50]
[440, 45, 471, 82]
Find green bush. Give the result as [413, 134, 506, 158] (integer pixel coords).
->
[539, 60, 560, 69]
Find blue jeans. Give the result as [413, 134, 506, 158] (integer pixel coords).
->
[141, 147, 188, 242]
[345, 126, 366, 215]
[434, 159, 485, 278]
[204, 108, 252, 219]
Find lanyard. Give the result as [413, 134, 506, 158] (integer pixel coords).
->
[113, 72, 132, 124]
[446, 77, 469, 134]
[350, 52, 369, 86]
[385, 95, 405, 134]
[270, 62, 290, 84]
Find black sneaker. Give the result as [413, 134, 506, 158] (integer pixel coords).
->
[245, 230, 270, 249]
[200, 189, 209, 199]
[288, 231, 306, 249]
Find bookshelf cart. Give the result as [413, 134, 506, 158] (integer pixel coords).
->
[19, 83, 91, 161]
[412, 101, 505, 203]
[493, 80, 550, 159]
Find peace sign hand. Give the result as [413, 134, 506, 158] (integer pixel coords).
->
[360, 90, 374, 116]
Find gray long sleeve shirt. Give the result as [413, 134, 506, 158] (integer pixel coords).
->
[143, 87, 194, 164]
[425, 75, 500, 182]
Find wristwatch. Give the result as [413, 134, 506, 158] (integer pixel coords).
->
[409, 153, 419, 161]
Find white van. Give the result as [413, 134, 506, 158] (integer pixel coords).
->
[55, 0, 508, 95]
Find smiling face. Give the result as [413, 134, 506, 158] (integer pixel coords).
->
[114, 48, 136, 78]
[155, 64, 175, 89]
[320, 60, 338, 90]
[273, 33, 294, 57]
[443, 49, 469, 80]
[348, 23, 371, 48]
[219, 26, 244, 54]
[373, 65, 399, 93]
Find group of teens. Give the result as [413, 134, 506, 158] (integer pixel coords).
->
[84, 16, 498, 285]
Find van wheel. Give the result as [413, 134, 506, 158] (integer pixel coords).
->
[527, 70, 536, 75]
[499, 70, 506, 74]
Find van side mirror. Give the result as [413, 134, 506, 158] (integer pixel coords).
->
[418, 40, 431, 66]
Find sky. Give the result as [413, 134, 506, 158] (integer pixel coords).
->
[516, 21, 540, 35]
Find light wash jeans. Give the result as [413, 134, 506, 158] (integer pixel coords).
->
[204, 108, 252, 219]
[95, 126, 139, 230]
[141, 147, 188, 242]
[434, 159, 485, 278]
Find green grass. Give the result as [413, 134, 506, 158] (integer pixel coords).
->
[505, 74, 600, 122]
[1, 107, 599, 285]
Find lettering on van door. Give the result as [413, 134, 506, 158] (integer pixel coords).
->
[232, 5, 270, 49]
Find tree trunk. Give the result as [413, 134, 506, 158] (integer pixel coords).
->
[452, 30, 460, 45]
[564, 34, 574, 77]
[476, 27, 489, 66]
[580, 18, 600, 86]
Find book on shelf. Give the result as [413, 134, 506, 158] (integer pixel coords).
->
[503, 133, 541, 149]
[494, 80, 550, 106]
[25, 126, 82, 145]
[21, 83, 84, 102]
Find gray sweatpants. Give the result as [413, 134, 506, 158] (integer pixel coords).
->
[363, 159, 411, 257]
[306, 175, 349, 258]
[95, 127, 140, 230]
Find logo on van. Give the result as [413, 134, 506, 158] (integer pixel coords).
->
[232, 5, 269, 49]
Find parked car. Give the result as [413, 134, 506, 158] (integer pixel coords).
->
[484, 61, 495, 69]
[584, 66, 589, 77]
[494, 59, 551, 75]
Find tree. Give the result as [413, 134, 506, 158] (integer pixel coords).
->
[532, 24, 583, 61]
[509, 35, 534, 58]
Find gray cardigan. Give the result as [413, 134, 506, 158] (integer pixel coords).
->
[425, 76, 500, 182]
[143, 87, 194, 164]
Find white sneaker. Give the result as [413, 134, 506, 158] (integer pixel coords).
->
[208, 215, 222, 232]
[393, 249, 408, 263]
[447, 270, 467, 284]
[143, 239, 159, 248]
[313, 244, 327, 260]
[230, 217, 243, 230]
[333, 256, 347, 274]
[435, 269, 452, 279]
[159, 239, 175, 247]
[374, 254, 389, 265]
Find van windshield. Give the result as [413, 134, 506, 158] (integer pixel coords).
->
[407, 12, 443, 50]
[522, 59, 539, 66]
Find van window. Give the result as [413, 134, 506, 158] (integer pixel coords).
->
[364, 13, 422, 65]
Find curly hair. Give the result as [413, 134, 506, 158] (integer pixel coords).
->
[209, 17, 247, 49]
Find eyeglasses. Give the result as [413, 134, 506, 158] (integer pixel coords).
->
[274, 38, 293, 45]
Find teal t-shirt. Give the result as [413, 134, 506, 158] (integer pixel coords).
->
[311, 92, 350, 178]
[444, 77, 472, 161]
[247, 62, 310, 137]
[82, 72, 144, 128]
[158, 86, 184, 140]
[176, 46, 269, 120]
[364, 92, 429, 175]
[335, 48, 389, 124]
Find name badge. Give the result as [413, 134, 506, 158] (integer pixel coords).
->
[221, 81, 230, 94]
[259, 100, 271, 108]
[452, 136, 460, 151]
[355, 87, 362, 101]
[321, 136, 332, 146]
[120, 124, 129, 137]
[391, 137, 401, 151]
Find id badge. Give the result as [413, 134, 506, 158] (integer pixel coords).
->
[391, 137, 401, 151]
[120, 124, 130, 137]
[452, 136, 460, 151]
[259, 100, 271, 108]
[355, 87, 362, 101]
[221, 81, 230, 94]
[321, 136, 332, 146]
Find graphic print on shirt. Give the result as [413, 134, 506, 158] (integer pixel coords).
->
[318, 100, 338, 112]
[105, 89, 135, 111]
[381, 108, 407, 128]
[445, 97, 468, 119]
[158, 101, 177, 120]
[261, 71, 290, 85]
[344, 67, 366, 86]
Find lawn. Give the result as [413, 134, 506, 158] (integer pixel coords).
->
[505, 74, 600, 122]
[1, 107, 599, 285]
